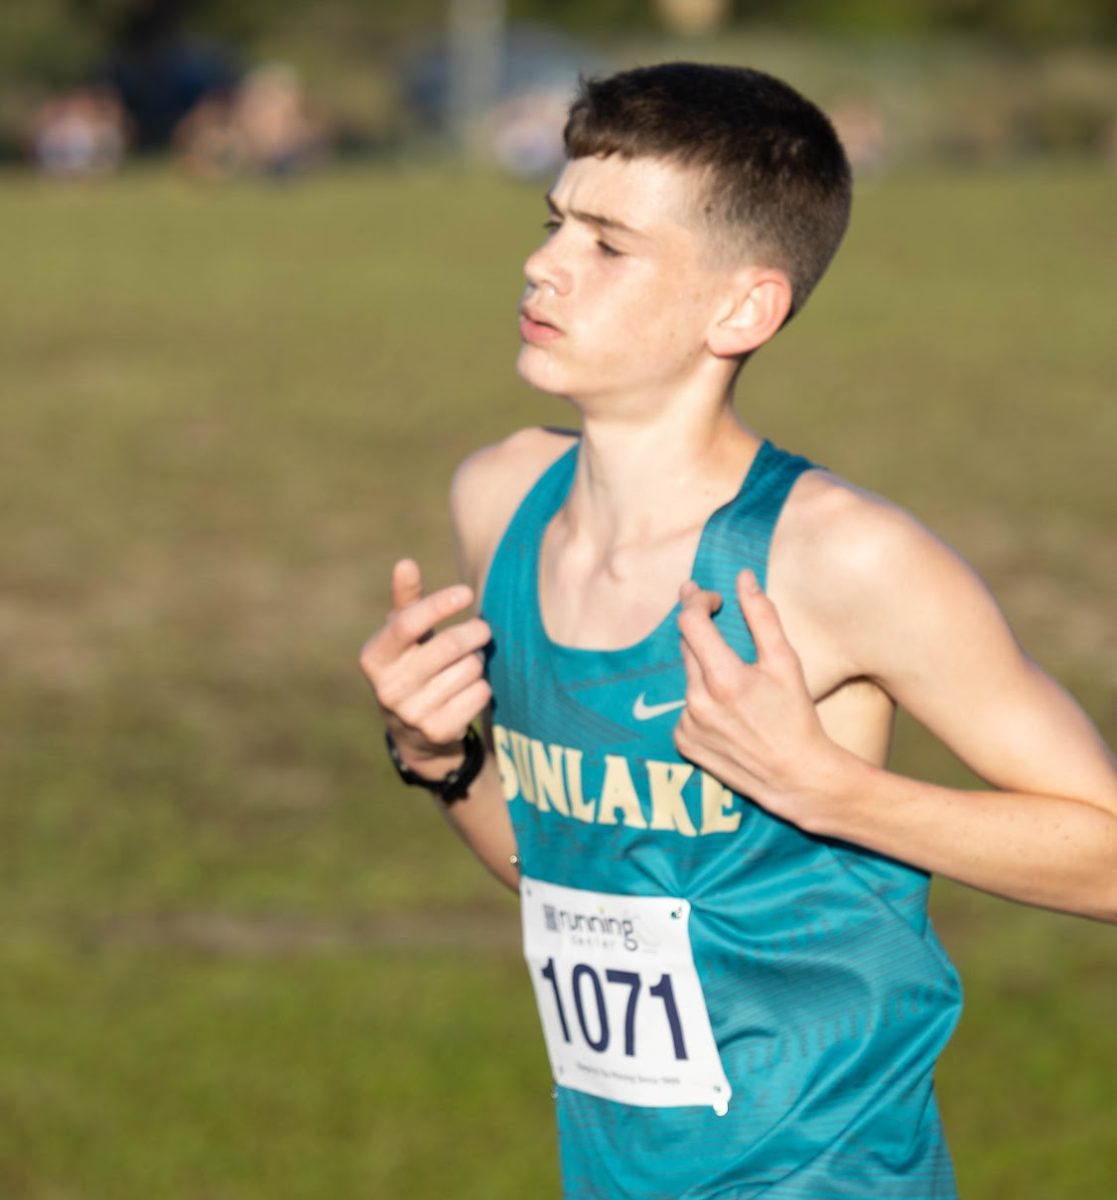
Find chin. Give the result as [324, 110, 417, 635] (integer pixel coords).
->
[516, 346, 570, 397]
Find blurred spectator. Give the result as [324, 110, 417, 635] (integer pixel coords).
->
[236, 65, 326, 176]
[100, 17, 238, 153]
[174, 64, 327, 180]
[399, 21, 601, 175]
[485, 89, 570, 179]
[654, 0, 730, 37]
[30, 86, 128, 178]
[172, 90, 240, 179]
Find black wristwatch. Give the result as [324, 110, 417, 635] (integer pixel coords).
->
[384, 726, 485, 804]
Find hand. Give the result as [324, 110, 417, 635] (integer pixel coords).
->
[674, 569, 838, 824]
[359, 559, 492, 774]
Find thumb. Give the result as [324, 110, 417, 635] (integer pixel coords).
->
[391, 558, 424, 613]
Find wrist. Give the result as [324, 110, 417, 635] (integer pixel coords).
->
[794, 743, 876, 837]
[385, 726, 485, 804]
[389, 733, 468, 780]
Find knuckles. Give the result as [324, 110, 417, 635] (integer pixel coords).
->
[683, 688, 712, 725]
[416, 717, 449, 744]
[394, 698, 423, 728]
[704, 664, 746, 705]
[686, 672, 743, 720]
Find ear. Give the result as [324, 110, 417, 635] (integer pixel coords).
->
[707, 268, 793, 358]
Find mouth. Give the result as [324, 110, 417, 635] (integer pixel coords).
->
[518, 303, 563, 345]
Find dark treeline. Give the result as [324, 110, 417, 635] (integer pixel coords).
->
[5, 0, 1116, 163]
[25, 0, 1117, 71]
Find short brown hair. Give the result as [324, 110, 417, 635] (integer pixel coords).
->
[564, 63, 851, 318]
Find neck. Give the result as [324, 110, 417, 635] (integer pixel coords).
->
[563, 398, 761, 552]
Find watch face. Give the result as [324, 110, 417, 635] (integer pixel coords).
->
[441, 727, 485, 803]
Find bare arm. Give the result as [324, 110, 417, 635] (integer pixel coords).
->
[359, 428, 575, 891]
[674, 494, 1117, 922]
[358, 558, 519, 890]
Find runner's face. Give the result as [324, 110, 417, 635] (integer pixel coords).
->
[517, 155, 729, 406]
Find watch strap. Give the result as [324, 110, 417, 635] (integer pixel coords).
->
[385, 725, 485, 804]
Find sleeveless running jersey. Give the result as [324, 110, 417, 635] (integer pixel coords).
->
[482, 436, 962, 1200]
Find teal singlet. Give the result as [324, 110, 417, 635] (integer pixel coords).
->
[482, 436, 962, 1200]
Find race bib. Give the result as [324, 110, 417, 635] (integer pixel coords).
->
[521, 876, 731, 1115]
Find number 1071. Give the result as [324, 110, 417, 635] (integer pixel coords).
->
[540, 958, 688, 1060]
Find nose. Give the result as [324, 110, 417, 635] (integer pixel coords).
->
[523, 236, 571, 298]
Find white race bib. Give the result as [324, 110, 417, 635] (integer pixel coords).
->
[521, 876, 731, 1115]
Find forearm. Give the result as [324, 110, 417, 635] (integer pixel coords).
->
[802, 751, 1117, 923]
[430, 752, 519, 892]
[361, 559, 517, 887]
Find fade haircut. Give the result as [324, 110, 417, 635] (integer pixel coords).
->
[564, 63, 852, 319]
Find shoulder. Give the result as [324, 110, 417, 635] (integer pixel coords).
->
[777, 467, 937, 573]
[451, 426, 578, 592]
[777, 466, 968, 586]
[774, 466, 1005, 679]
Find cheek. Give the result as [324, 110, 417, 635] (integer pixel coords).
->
[605, 288, 684, 347]
[618, 306, 699, 368]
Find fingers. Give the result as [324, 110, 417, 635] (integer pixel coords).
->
[677, 581, 738, 677]
[391, 559, 440, 644]
[424, 678, 493, 746]
[362, 559, 492, 750]
[390, 558, 424, 613]
[679, 580, 722, 616]
[406, 616, 491, 681]
[390, 652, 491, 744]
[680, 635, 702, 693]
[365, 613, 490, 706]
[735, 569, 793, 668]
[372, 581, 476, 665]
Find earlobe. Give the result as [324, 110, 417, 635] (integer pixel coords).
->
[707, 270, 793, 358]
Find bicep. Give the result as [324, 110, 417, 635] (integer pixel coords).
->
[449, 454, 493, 596]
[847, 520, 1117, 810]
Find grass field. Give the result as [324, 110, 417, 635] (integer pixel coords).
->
[1, 161, 1115, 1198]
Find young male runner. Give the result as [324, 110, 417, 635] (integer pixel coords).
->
[361, 64, 1117, 1198]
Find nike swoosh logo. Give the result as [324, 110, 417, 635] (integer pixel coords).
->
[633, 692, 687, 721]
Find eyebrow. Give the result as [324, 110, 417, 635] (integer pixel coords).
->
[545, 192, 648, 239]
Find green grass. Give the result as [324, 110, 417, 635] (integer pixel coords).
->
[1, 162, 1115, 1197]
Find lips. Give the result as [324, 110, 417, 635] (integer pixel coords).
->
[518, 304, 564, 344]
[518, 300, 563, 348]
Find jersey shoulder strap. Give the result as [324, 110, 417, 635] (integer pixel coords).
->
[481, 437, 578, 615]
[696, 441, 817, 663]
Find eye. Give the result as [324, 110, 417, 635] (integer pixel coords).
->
[596, 240, 621, 258]
[542, 218, 561, 236]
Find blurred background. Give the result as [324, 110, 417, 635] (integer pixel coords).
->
[1, 1, 1115, 1197]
